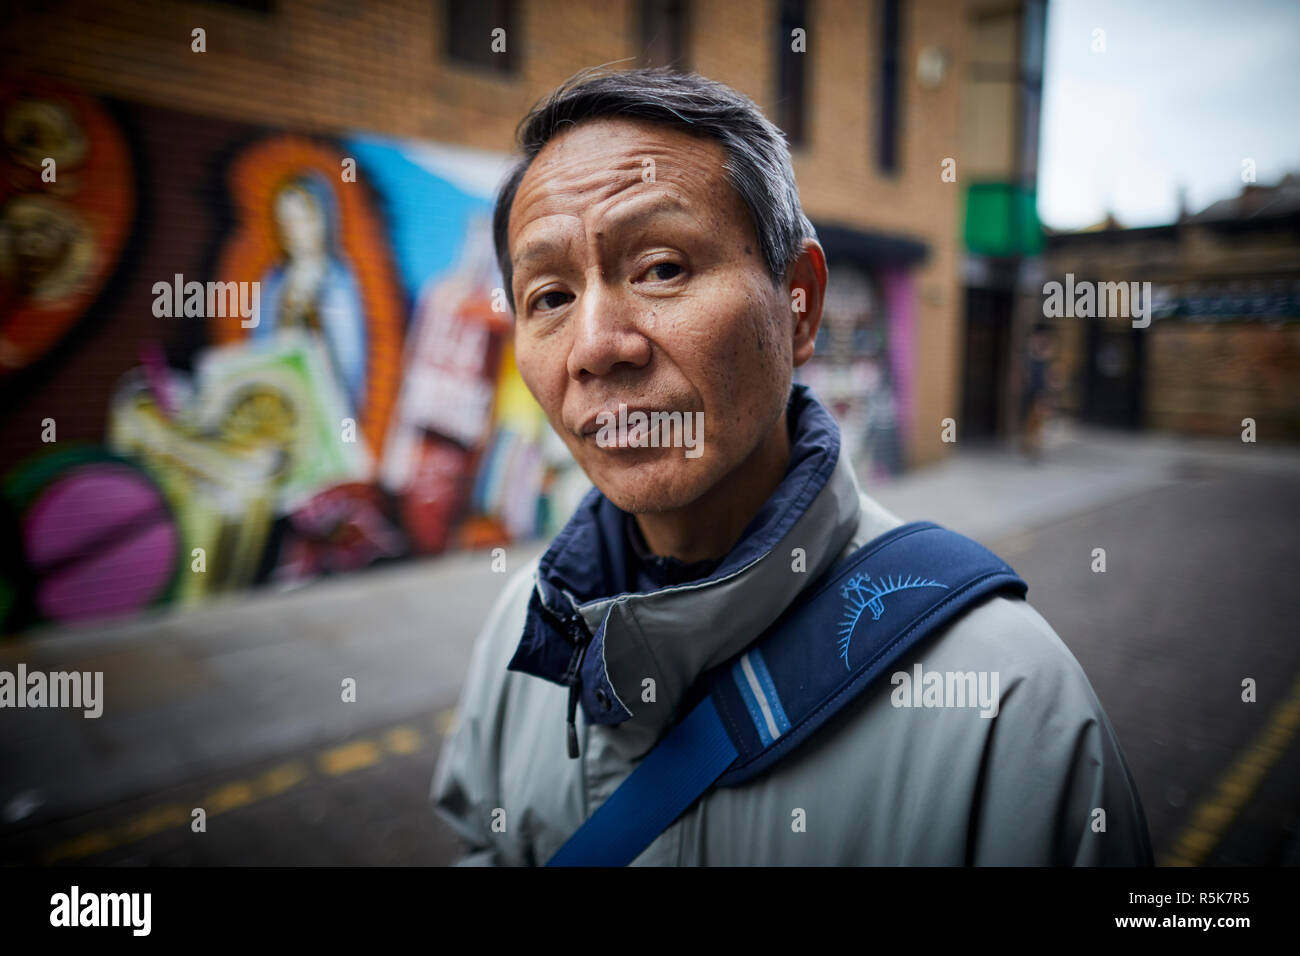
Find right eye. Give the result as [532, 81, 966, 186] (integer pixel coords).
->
[532, 290, 573, 312]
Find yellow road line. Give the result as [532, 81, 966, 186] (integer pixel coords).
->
[1163, 670, 1300, 866]
[119, 804, 190, 842]
[43, 830, 115, 865]
[203, 781, 258, 815]
[382, 725, 423, 755]
[39, 716, 436, 865]
[316, 739, 381, 776]
[255, 761, 309, 798]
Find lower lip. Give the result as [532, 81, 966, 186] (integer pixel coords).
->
[586, 433, 653, 450]
[582, 419, 656, 449]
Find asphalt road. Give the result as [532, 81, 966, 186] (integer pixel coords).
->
[3, 453, 1298, 866]
[997, 464, 1300, 867]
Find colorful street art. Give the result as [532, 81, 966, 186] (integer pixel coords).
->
[0, 75, 914, 634]
[0, 75, 574, 633]
[798, 261, 909, 480]
[213, 135, 404, 452]
[2, 447, 181, 625]
[0, 79, 134, 375]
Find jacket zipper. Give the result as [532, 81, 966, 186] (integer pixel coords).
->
[564, 616, 592, 759]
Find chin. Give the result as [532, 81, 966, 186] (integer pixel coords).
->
[584, 452, 717, 514]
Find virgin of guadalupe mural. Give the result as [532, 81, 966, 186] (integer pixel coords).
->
[251, 172, 366, 414]
[212, 136, 403, 458]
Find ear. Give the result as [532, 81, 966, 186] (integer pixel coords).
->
[786, 239, 828, 368]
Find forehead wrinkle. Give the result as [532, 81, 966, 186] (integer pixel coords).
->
[514, 194, 703, 283]
[518, 131, 722, 218]
[512, 185, 702, 270]
[588, 193, 701, 238]
[521, 164, 647, 221]
[509, 121, 734, 272]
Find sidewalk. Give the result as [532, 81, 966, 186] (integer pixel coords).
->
[1, 541, 545, 830]
[865, 420, 1300, 543]
[4, 424, 1298, 832]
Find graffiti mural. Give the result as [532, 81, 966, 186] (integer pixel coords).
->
[214, 135, 404, 451]
[0, 79, 135, 376]
[3, 447, 181, 625]
[0, 76, 574, 633]
[798, 261, 910, 479]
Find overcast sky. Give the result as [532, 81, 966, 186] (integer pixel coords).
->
[1038, 0, 1300, 230]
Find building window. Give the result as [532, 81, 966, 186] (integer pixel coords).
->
[876, 0, 902, 173]
[776, 0, 809, 147]
[445, 0, 517, 74]
[640, 0, 689, 69]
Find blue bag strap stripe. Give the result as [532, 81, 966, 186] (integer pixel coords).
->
[544, 521, 1026, 866]
[730, 648, 791, 746]
[546, 696, 739, 867]
[731, 657, 775, 745]
[746, 648, 792, 735]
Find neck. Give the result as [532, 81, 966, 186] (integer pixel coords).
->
[634, 411, 791, 563]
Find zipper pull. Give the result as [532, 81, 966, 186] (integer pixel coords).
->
[564, 616, 592, 760]
[566, 682, 581, 759]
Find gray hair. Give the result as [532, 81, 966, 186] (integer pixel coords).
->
[492, 66, 816, 311]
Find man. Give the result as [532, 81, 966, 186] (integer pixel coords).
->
[432, 68, 1153, 866]
[1019, 321, 1058, 461]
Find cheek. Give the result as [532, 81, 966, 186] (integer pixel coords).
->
[687, 281, 786, 397]
[514, 336, 562, 412]
[722, 294, 791, 442]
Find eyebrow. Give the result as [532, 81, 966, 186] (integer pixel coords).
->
[514, 238, 568, 270]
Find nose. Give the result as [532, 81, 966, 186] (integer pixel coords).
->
[565, 274, 652, 380]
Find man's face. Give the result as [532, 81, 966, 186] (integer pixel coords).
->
[507, 117, 799, 514]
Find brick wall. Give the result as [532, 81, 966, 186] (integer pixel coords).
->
[5, 0, 969, 467]
[1148, 323, 1300, 440]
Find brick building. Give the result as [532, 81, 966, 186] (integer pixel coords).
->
[955, 0, 1047, 443]
[1042, 175, 1300, 440]
[0, 0, 995, 630]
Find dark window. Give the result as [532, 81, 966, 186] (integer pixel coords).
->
[445, 0, 517, 73]
[640, 0, 689, 69]
[876, 0, 901, 173]
[776, 0, 809, 146]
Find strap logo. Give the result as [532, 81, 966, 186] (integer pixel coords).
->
[837, 572, 948, 669]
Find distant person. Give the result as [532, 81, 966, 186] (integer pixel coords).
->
[1020, 321, 1057, 460]
[432, 68, 1152, 866]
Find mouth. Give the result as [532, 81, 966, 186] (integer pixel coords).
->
[569, 401, 707, 461]
[578, 407, 657, 439]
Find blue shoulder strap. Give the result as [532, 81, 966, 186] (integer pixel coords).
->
[546, 521, 1027, 867]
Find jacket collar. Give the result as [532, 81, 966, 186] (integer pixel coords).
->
[507, 384, 863, 744]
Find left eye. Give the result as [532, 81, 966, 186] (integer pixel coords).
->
[646, 262, 682, 281]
